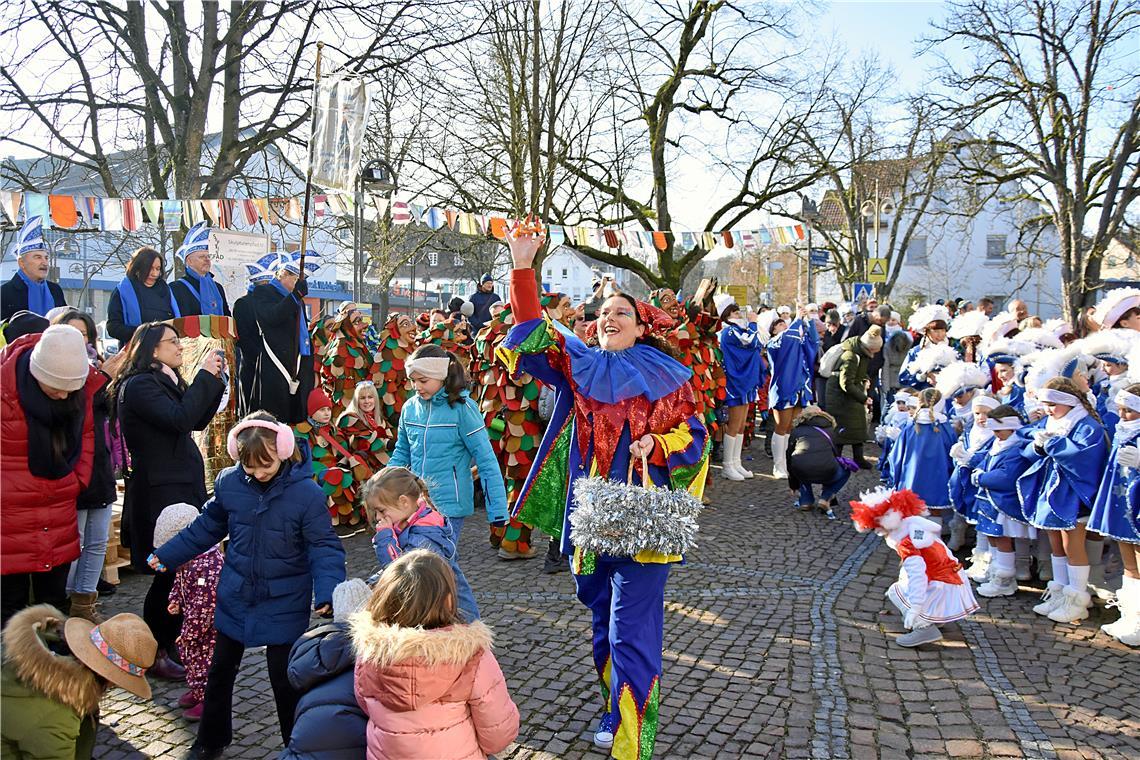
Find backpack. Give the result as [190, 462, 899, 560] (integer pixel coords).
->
[817, 343, 846, 378]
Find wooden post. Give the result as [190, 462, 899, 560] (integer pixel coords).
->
[299, 42, 324, 273]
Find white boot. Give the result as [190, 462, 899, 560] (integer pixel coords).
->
[1033, 581, 1066, 616]
[736, 436, 754, 479]
[1102, 578, 1137, 639]
[1086, 539, 1112, 602]
[1115, 584, 1140, 646]
[966, 547, 992, 582]
[771, 433, 789, 479]
[948, 516, 968, 552]
[722, 435, 745, 481]
[977, 572, 1018, 598]
[1047, 587, 1092, 623]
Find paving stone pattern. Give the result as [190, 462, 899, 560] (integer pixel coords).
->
[92, 450, 1140, 759]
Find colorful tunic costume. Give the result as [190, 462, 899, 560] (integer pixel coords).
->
[335, 409, 391, 524]
[416, 317, 473, 372]
[318, 312, 382, 421]
[294, 417, 363, 525]
[498, 269, 709, 760]
[168, 545, 224, 703]
[765, 317, 820, 410]
[376, 315, 415, 433]
[474, 302, 543, 557]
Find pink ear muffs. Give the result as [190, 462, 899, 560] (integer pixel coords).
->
[226, 420, 296, 462]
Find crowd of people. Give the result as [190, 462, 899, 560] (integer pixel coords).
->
[1, 210, 1138, 760]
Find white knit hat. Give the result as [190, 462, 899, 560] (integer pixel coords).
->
[29, 324, 90, 392]
[153, 503, 201, 548]
[332, 578, 372, 622]
[712, 293, 736, 319]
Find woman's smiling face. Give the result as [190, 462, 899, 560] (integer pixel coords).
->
[596, 295, 645, 351]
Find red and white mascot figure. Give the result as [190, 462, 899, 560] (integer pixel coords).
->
[851, 487, 980, 647]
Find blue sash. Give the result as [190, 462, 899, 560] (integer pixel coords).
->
[179, 271, 225, 316]
[269, 279, 311, 355]
[116, 277, 181, 327]
[18, 270, 53, 316]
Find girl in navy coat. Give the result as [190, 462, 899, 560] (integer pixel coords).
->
[151, 411, 347, 760]
[970, 405, 1034, 597]
[886, 388, 958, 526]
[1017, 376, 1109, 625]
[1087, 383, 1140, 645]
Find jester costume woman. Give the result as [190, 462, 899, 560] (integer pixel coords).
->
[500, 269, 710, 760]
[377, 313, 417, 432]
[318, 307, 382, 421]
[335, 399, 391, 525]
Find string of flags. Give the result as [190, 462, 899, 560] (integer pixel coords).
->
[0, 189, 808, 253]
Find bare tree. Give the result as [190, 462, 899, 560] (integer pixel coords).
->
[925, 0, 1140, 321]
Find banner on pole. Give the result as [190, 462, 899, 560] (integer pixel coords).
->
[309, 75, 372, 192]
[209, 230, 271, 297]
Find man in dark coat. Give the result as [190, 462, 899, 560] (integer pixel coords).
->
[468, 274, 501, 333]
[233, 252, 314, 424]
[825, 325, 883, 468]
[170, 222, 230, 317]
[1, 216, 66, 321]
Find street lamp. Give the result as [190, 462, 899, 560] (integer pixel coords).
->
[799, 194, 820, 302]
[859, 179, 895, 281]
[354, 158, 397, 302]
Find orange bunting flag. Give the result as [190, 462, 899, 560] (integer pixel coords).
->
[49, 195, 78, 229]
[652, 231, 669, 251]
[488, 217, 509, 240]
[794, 224, 805, 240]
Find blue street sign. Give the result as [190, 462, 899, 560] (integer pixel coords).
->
[852, 282, 874, 302]
[809, 248, 829, 267]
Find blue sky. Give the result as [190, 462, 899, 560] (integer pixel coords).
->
[819, 0, 947, 91]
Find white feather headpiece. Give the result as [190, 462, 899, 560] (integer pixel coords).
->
[910, 344, 960, 376]
[908, 304, 952, 332]
[947, 311, 989, 340]
[982, 312, 1020, 345]
[1015, 327, 1063, 350]
[935, 360, 990, 398]
[1093, 287, 1140, 330]
[983, 337, 1035, 364]
[1076, 328, 1138, 365]
[1043, 318, 1074, 341]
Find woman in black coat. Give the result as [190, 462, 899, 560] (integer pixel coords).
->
[109, 321, 225, 677]
[787, 407, 852, 518]
[106, 246, 181, 345]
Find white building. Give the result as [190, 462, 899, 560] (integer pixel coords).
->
[540, 245, 635, 304]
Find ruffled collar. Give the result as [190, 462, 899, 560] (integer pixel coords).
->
[556, 319, 691, 403]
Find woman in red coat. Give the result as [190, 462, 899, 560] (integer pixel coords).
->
[0, 325, 102, 625]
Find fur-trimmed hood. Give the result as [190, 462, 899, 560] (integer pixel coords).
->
[0, 605, 103, 716]
[794, 406, 836, 429]
[349, 615, 494, 712]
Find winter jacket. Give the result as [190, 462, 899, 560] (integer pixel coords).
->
[880, 328, 913, 394]
[118, 366, 225, 568]
[0, 605, 104, 760]
[374, 505, 479, 622]
[234, 282, 314, 425]
[787, 410, 844, 486]
[350, 617, 519, 760]
[154, 460, 347, 647]
[389, 389, 509, 522]
[77, 376, 116, 510]
[281, 622, 366, 760]
[468, 290, 501, 334]
[0, 335, 102, 575]
[825, 336, 872, 445]
[0, 274, 66, 322]
[106, 277, 179, 345]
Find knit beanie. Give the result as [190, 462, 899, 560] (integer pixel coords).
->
[2, 310, 49, 343]
[307, 388, 333, 418]
[860, 325, 884, 352]
[332, 578, 372, 622]
[29, 324, 90, 392]
[153, 503, 201, 548]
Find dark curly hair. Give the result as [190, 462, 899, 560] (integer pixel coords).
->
[586, 292, 681, 360]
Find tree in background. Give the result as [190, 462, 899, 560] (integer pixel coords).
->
[926, 0, 1139, 321]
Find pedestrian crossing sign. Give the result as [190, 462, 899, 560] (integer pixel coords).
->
[852, 282, 874, 302]
[868, 258, 888, 283]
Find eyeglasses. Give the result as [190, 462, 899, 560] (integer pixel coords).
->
[157, 337, 182, 347]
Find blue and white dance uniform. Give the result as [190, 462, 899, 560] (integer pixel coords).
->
[886, 410, 958, 508]
[765, 316, 819, 410]
[1016, 408, 1109, 530]
[949, 418, 994, 524]
[719, 321, 764, 407]
[972, 436, 1034, 538]
[898, 339, 957, 390]
[1086, 418, 1140, 543]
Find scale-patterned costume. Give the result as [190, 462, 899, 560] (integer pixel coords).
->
[416, 317, 474, 372]
[319, 311, 382, 422]
[293, 417, 364, 525]
[650, 293, 726, 438]
[376, 314, 416, 433]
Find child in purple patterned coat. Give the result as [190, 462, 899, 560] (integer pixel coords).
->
[155, 503, 223, 721]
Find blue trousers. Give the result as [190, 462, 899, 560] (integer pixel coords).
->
[574, 557, 669, 760]
[797, 465, 851, 506]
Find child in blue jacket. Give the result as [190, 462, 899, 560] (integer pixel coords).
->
[969, 405, 1034, 597]
[886, 388, 958, 526]
[390, 344, 509, 542]
[364, 466, 480, 622]
[151, 411, 347, 760]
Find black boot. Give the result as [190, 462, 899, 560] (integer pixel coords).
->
[543, 538, 567, 574]
[853, 444, 872, 470]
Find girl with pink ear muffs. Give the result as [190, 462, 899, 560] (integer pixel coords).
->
[148, 410, 346, 760]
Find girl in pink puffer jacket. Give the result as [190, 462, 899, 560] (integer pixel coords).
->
[351, 549, 519, 760]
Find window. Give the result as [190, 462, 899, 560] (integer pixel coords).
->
[986, 235, 1006, 260]
[906, 236, 927, 264]
[562, 268, 568, 277]
[545, 268, 553, 278]
[428, 251, 439, 266]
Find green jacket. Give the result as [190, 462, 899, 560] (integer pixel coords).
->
[825, 336, 872, 445]
[0, 606, 102, 760]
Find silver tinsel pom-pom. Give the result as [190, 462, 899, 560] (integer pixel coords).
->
[569, 475, 702, 557]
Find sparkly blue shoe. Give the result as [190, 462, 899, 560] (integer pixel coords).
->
[593, 713, 616, 749]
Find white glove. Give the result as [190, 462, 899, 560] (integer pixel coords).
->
[970, 469, 982, 487]
[903, 609, 922, 630]
[1032, 429, 1053, 449]
[949, 441, 966, 461]
[885, 425, 901, 441]
[1117, 445, 1140, 469]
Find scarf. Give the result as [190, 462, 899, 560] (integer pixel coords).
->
[16, 351, 86, 479]
[967, 424, 995, 453]
[558, 326, 692, 403]
[989, 435, 1020, 455]
[1114, 416, 1140, 444]
[270, 279, 311, 356]
[17, 270, 53, 316]
[179, 270, 225, 316]
[1044, 403, 1088, 437]
[117, 277, 181, 327]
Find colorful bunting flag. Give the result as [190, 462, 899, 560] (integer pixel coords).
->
[49, 195, 78, 229]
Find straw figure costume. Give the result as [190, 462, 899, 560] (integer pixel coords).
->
[293, 389, 365, 524]
[376, 313, 417, 432]
[649, 287, 726, 438]
[318, 303, 381, 421]
[499, 223, 709, 760]
[416, 316, 473, 373]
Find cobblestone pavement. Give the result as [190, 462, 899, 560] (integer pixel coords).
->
[92, 448, 1140, 760]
